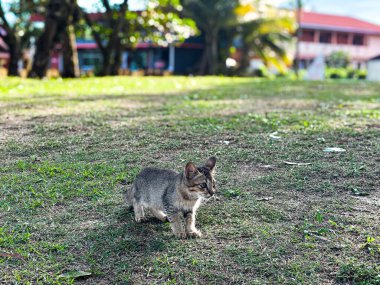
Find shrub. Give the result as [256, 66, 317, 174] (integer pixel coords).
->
[357, 69, 367, 80]
[326, 51, 350, 68]
[326, 68, 348, 79]
[346, 68, 356, 79]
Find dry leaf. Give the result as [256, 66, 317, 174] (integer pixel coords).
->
[284, 161, 311, 166]
[257, 197, 274, 201]
[58, 271, 92, 279]
[323, 147, 346, 152]
[269, 132, 281, 140]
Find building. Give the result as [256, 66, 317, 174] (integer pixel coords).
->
[28, 13, 204, 76]
[298, 11, 380, 69]
[75, 38, 204, 75]
[0, 27, 9, 71]
[367, 55, 380, 81]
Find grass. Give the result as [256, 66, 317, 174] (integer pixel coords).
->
[0, 76, 379, 284]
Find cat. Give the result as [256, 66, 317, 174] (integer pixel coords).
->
[126, 157, 217, 238]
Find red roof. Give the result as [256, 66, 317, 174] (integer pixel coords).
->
[300, 11, 380, 35]
[30, 12, 104, 22]
[30, 14, 45, 22]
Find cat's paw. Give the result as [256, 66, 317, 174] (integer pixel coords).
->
[135, 217, 147, 223]
[174, 232, 188, 239]
[187, 230, 202, 238]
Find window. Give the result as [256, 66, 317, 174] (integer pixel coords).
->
[353, 34, 364, 45]
[337, 33, 349, 44]
[319, 32, 332, 43]
[81, 53, 102, 71]
[301, 30, 315, 42]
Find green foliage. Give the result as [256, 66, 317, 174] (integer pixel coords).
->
[0, 0, 43, 48]
[326, 67, 348, 79]
[337, 263, 380, 285]
[361, 236, 380, 257]
[81, 0, 196, 48]
[326, 67, 367, 80]
[326, 51, 351, 68]
[222, 188, 245, 198]
[299, 212, 334, 239]
[239, 16, 295, 73]
[357, 69, 367, 80]
[182, 0, 239, 30]
[182, 0, 240, 74]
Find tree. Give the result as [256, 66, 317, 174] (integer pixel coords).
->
[294, 0, 302, 76]
[238, 17, 295, 74]
[0, 1, 39, 76]
[81, 0, 196, 76]
[182, 0, 239, 75]
[81, 0, 128, 76]
[326, 51, 350, 68]
[234, 1, 296, 74]
[29, 0, 80, 78]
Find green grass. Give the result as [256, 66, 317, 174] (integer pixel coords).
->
[1, 77, 379, 284]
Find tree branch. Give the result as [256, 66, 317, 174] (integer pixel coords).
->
[80, 8, 106, 53]
[0, 2, 12, 32]
[101, 0, 111, 13]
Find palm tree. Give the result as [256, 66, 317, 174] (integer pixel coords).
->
[182, 0, 239, 75]
[295, 0, 303, 76]
[238, 16, 295, 74]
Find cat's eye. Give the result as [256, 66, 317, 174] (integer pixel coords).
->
[199, 183, 207, 189]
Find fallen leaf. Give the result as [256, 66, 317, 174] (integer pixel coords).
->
[284, 161, 311, 166]
[311, 235, 331, 242]
[269, 132, 281, 140]
[257, 197, 274, 201]
[258, 164, 275, 169]
[323, 147, 346, 152]
[351, 188, 370, 196]
[58, 271, 92, 279]
[0, 252, 24, 260]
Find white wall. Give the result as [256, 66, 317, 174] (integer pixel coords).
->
[367, 59, 380, 81]
[299, 35, 380, 62]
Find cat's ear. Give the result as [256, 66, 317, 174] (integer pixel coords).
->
[185, 162, 198, 179]
[205, 156, 217, 171]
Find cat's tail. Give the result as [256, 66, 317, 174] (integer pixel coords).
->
[125, 183, 135, 208]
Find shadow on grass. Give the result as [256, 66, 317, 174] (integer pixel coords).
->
[82, 207, 175, 282]
[2, 79, 379, 112]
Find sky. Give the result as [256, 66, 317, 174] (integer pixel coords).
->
[286, 0, 380, 25]
[2, 0, 380, 26]
[77, 0, 147, 11]
[76, 0, 380, 25]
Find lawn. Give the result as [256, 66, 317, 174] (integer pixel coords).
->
[0, 77, 379, 285]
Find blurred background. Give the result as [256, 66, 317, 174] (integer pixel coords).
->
[1, 0, 380, 80]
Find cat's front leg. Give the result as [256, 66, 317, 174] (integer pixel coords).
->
[168, 212, 187, 239]
[185, 211, 202, 238]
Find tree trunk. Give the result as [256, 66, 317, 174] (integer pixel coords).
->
[29, 0, 79, 78]
[209, 31, 218, 75]
[100, 50, 112, 76]
[29, 18, 58, 78]
[7, 37, 21, 76]
[111, 39, 122, 75]
[238, 43, 250, 75]
[198, 49, 209, 75]
[205, 29, 218, 75]
[0, 3, 21, 76]
[101, 19, 125, 76]
[61, 24, 80, 78]
[84, 0, 128, 76]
